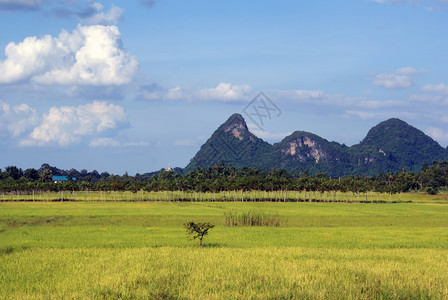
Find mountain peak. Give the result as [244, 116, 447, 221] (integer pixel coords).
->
[217, 113, 250, 140]
[360, 118, 431, 148]
[221, 113, 246, 127]
[185, 114, 448, 175]
[184, 113, 270, 172]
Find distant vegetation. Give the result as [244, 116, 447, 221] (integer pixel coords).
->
[1, 162, 447, 199]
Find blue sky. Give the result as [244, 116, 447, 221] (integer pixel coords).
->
[1, 0, 448, 174]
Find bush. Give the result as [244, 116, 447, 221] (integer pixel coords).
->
[426, 187, 439, 195]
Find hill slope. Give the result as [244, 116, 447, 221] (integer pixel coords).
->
[185, 114, 448, 176]
[184, 113, 271, 172]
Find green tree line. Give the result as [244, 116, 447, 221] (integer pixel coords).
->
[1, 162, 447, 195]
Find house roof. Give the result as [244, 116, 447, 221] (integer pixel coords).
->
[52, 176, 77, 181]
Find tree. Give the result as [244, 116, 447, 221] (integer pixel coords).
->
[40, 169, 53, 182]
[184, 221, 215, 247]
[5, 166, 22, 180]
[24, 168, 39, 181]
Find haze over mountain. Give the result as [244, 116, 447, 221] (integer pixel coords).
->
[185, 114, 448, 176]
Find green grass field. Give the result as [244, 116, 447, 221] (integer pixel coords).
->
[1, 201, 448, 299]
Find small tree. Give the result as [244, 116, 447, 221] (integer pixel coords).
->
[184, 221, 215, 247]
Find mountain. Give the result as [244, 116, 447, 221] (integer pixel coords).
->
[354, 118, 448, 172]
[271, 131, 353, 176]
[185, 114, 448, 176]
[184, 113, 271, 172]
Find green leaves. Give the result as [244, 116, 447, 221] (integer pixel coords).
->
[184, 221, 215, 247]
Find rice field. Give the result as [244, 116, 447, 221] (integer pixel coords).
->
[1, 200, 448, 299]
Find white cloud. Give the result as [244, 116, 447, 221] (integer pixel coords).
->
[270, 89, 326, 101]
[357, 99, 406, 109]
[89, 137, 149, 148]
[345, 110, 384, 120]
[345, 110, 416, 120]
[425, 127, 448, 143]
[194, 82, 252, 101]
[165, 86, 185, 100]
[89, 137, 121, 147]
[422, 83, 448, 94]
[409, 83, 448, 105]
[21, 100, 127, 147]
[139, 83, 409, 113]
[409, 93, 444, 103]
[0, 101, 38, 137]
[83, 3, 124, 25]
[268, 89, 404, 110]
[248, 127, 292, 141]
[373, 73, 414, 89]
[0, 24, 138, 86]
[139, 82, 252, 102]
[372, 67, 426, 89]
[395, 67, 419, 75]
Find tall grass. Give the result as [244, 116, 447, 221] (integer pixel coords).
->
[1, 247, 448, 299]
[224, 210, 283, 226]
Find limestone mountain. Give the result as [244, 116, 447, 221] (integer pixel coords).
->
[184, 113, 271, 172]
[269, 131, 352, 176]
[350, 118, 448, 174]
[184, 114, 448, 176]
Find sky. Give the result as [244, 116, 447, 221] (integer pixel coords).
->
[1, 0, 448, 175]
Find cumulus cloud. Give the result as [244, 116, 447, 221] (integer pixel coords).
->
[0, 101, 38, 137]
[21, 100, 127, 147]
[0, 24, 138, 86]
[0, 0, 42, 11]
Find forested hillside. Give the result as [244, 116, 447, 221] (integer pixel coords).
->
[186, 114, 448, 176]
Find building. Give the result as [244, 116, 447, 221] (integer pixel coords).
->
[52, 176, 77, 183]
